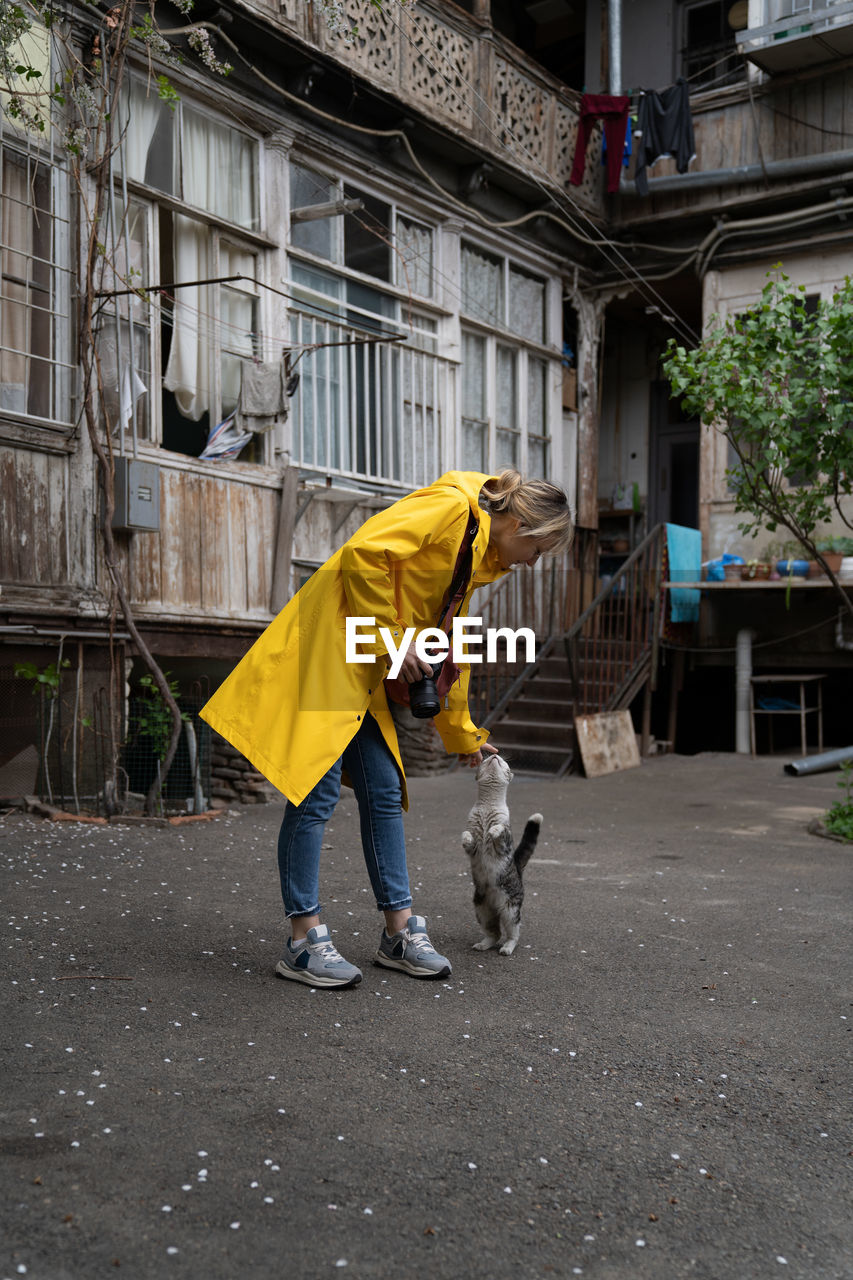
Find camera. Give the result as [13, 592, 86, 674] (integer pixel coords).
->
[409, 660, 445, 719]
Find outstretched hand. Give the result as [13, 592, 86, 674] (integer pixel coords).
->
[458, 742, 500, 768]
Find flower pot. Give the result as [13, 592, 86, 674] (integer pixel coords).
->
[775, 559, 809, 579]
[741, 562, 771, 580]
[723, 561, 744, 581]
[819, 551, 843, 574]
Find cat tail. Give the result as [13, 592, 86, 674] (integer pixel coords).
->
[514, 813, 542, 873]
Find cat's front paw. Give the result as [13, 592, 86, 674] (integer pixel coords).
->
[528, 813, 543, 826]
[461, 830, 474, 853]
[472, 937, 497, 951]
[498, 938, 518, 955]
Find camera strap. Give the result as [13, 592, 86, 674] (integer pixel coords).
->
[436, 513, 480, 632]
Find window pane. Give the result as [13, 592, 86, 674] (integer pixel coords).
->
[98, 199, 151, 438]
[527, 356, 549, 478]
[346, 279, 396, 333]
[496, 344, 516, 426]
[0, 147, 68, 421]
[510, 267, 545, 344]
[344, 186, 391, 282]
[290, 262, 344, 316]
[496, 344, 518, 469]
[221, 245, 258, 417]
[121, 79, 177, 194]
[181, 104, 258, 229]
[290, 163, 337, 260]
[99, 319, 150, 438]
[396, 215, 433, 298]
[461, 330, 487, 469]
[461, 244, 503, 326]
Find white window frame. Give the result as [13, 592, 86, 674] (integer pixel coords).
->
[458, 239, 558, 479]
[0, 25, 74, 430]
[112, 79, 272, 464]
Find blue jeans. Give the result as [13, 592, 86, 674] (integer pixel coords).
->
[277, 713, 412, 919]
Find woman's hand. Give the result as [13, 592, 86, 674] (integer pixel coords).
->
[458, 742, 499, 768]
[394, 641, 435, 684]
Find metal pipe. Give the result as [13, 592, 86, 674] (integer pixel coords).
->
[625, 148, 853, 195]
[735, 628, 753, 755]
[784, 747, 853, 776]
[608, 0, 623, 97]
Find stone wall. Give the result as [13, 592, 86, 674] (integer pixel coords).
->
[209, 733, 280, 808]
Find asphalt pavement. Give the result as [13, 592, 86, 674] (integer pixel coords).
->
[2, 751, 851, 1280]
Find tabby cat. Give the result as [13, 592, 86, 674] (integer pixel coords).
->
[461, 754, 541, 955]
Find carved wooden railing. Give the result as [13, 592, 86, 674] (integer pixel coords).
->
[260, 0, 600, 211]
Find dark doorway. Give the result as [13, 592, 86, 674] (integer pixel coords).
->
[649, 382, 699, 529]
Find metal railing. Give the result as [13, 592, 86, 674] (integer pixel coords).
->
[468, 525, 666, 772]
[565, 524, 666, 717]
[467, 528, 598, 729]
[288, 309, 453, 489]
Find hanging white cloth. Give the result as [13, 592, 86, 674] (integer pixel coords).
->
[163, 213, 210, 420]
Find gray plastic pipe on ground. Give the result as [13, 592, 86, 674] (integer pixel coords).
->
[784, 747, 853, 776]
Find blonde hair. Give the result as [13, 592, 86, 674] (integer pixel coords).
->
[480, 470, 574, 556]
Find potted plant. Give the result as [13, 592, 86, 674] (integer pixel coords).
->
[741, 558, 771, 580]
[816, 536, 853, 575]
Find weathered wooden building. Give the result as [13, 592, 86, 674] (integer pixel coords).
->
[1, 0, 851, 800]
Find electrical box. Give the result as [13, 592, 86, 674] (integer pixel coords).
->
[112, 458, 160, 532]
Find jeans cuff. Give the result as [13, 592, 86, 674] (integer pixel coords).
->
[376, 897, 413, 912]
[285, 905, 322, 920]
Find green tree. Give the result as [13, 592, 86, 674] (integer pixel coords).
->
[662, 272, 853, 618]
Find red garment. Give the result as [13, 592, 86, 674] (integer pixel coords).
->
[570, 93, 629, 194]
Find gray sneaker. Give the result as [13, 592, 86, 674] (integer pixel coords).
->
[275, 924, 362, 988]
[375, 915, 451, 978]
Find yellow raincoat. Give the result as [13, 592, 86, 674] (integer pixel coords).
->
[199, 471, 509, 808]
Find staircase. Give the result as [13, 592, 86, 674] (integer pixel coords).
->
[469, 525, 667, 774]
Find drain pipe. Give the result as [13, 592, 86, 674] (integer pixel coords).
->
[608, 0, 622, 95]
[785, 747, 853, 776]
[735, 628, 754, 754]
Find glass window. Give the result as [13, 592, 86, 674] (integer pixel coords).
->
[527, 356, 550, 478]
[396, 215, 433, 298]
[461, 330, 487, 470]
[461, 244, 504, 326]
[121, 79, 258, 229]
[496, 344, 519, 469]
[510, 267, 545, 344]
[97, 200, 151, 439]
[0, 145, 72, 422]
[344, 186, 391, 282]
[290, 163, 337, 260]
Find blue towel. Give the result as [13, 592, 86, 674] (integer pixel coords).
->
[666, 523, 701, 623]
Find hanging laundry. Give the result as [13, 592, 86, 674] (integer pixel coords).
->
[199, 412, 255, 461]
[634, 78, 695, 196]
[602, 112, 633, 173]
[237, 359, 286, 435]
[119, 366, 147, 432]
[570, 94, 630, 195]
[239, 360, 285, 416]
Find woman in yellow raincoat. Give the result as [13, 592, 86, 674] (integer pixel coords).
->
[200, 469, 573, 989]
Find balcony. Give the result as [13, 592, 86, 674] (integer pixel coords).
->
[737, 0, 853, 73]
[245, 0, 596, 212]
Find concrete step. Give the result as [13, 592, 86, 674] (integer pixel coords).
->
[493, 717, 573, 746]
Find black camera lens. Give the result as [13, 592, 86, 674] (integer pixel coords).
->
[409, 661, 444, 719]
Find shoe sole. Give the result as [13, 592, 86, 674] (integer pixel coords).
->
[275, 960, 362, 989]
[374, 951, 451, 979]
